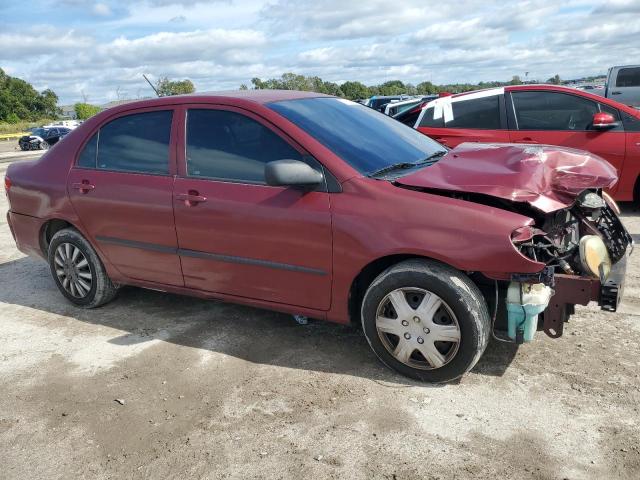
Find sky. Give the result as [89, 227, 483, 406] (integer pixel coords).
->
[0, 0, 639, 105]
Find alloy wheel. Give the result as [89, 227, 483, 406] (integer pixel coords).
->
[53, 243, 93, 298]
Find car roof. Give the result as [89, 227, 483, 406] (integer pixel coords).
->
[444, 84, 639, 115]
[117, 90, 330, 109]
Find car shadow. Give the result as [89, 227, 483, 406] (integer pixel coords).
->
[0, 256, 518, 384]
[619, 201, 639, 217]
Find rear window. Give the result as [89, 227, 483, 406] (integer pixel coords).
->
[447, 96, 502, 129]
[96, 111, 172, 175]
[616, 67, 640, 87]
[77, 133, 98, 168]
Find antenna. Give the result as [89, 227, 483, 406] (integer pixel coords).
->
[143, 74, 160, 97]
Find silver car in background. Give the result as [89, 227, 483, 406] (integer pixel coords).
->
[606, 65, 640, 108]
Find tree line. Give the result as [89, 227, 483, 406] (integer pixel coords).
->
[242, 73, 564, 100]
[1, 67, 565, 126]
[0, 68, 60, 123]
[74, 77, 196, 120]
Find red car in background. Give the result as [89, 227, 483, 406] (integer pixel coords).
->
[410, 85, 640, 202]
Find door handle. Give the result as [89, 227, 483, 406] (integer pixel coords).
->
[611, 91, 622, 95]
[71, 181, 95, 194]
[176, 191, 207, 206]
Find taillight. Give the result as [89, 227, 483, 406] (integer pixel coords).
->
[4, 176, 10, 194]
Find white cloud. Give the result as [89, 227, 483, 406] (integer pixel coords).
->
[0, 28, 94, 59]
[92, 2, 112, 16]
[3, 0, 640, 104]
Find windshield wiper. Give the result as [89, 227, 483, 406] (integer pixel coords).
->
[367, 150, 448, 178]
[367, 162, 416, 178]
[416, 150, 448, 164]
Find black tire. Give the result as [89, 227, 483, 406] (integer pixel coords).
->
[48, 228, 118, 308]
[361, 259, 490, 383]
[40, 141, 49, 150]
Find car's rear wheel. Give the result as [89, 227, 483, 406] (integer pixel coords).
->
[48, 228, 118, 308]
[361, 259, 490, 383]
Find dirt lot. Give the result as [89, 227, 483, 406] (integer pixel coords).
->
[1, 160, 639, 480]
[0, 140, 43, 163]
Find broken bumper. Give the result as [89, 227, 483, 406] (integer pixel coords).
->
[541, 254, 628, 338]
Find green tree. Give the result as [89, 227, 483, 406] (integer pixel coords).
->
[156, 77, 196, 96]
[6, 113, 20, 124]
[378, 80, 405, 96]
[74, 103, 101, 120]
[416, 81, 439, 95]
[0, 68, 60, 122]
[340, 81, 370, 100]
[547, 74, 561, 85]
[250, 73, 343, 96]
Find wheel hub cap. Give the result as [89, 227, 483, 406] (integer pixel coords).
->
[375, 287, 461, 370]
[54, 243, 93, 298]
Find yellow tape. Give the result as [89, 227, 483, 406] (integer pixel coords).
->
[0, 132, 29, 140]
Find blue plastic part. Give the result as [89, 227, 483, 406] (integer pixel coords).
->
[506, 303, 547, 343]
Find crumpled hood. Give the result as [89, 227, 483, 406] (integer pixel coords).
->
[395, 143, 619, 213]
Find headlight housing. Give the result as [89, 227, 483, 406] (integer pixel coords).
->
[579, 235, 611, 281]
[602, 191, 621, 215]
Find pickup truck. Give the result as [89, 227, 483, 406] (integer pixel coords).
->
[606, 65, 640, 108]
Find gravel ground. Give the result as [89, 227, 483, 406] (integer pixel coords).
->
[0, 141, 44, 162]
[1, 160, 639, 480]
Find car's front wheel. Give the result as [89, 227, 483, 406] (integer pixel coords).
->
[48, 228, 118, 308]
[361, 259, 490, 383]
[39, 141, 49, 150]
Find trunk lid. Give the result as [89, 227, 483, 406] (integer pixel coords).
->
[395, 143, 618, 213]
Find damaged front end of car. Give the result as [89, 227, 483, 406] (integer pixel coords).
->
[509, 189, 632, 340]
[395, 143, 634, 343]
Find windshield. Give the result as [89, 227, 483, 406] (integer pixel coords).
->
[370, 97, 400, 110]
[268, 97, 444, 175]
[32, 128, 46, 137]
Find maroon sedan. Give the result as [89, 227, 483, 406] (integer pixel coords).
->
[4, 91, 632, 382]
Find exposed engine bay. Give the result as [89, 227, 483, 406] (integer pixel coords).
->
[511, 190, 632, 282]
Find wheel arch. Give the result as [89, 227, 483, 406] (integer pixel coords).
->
[348, 254, 452, 325]
[39, 218, 78, 256]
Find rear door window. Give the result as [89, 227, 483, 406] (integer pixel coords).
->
[186, 109, 303, 184]
[615, 67, 640, 87]
[447, 96, 502, 129]
[398, 108, 422, 126]
[511, 91, 598, 131]
[418, 107, 444, 128]
[96, 110, 172, 175]
[77, 133, 98, 168]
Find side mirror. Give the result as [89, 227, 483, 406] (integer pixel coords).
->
[592, 112, 619, 130]
[265, 159, 324, 188]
